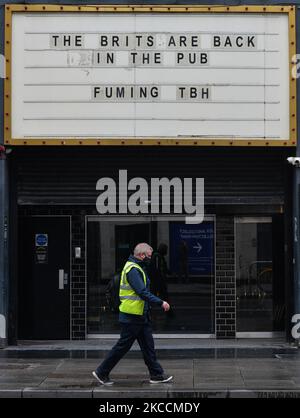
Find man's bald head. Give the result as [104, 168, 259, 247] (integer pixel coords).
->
[134, 243, 153, 260]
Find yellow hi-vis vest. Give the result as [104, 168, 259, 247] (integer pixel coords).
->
[119, 261, 147, 316]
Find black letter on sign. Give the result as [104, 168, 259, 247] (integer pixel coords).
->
[116, 87, 125, 98]
[100, 36, 108, 47]
[202, 88, 210, 100]
[168, 36, 176, 47]
[248, 36, 255, 48]
[178, 87, 185, 99]
[190, 88, 197, 98]
[213, 36, 221, 47]
[200, 53, 208, 64]
[147, 36, 154, 47]
[151, 87, 159, 98]
[75, 35, 83, 47]
[177, 53, 184, 64]
[236, 36, 243, 48]
[93, 87, 100, 98]
[107, 53, 114, 64]
[224, 36, 232, 48]
[51, 35, 59, 47]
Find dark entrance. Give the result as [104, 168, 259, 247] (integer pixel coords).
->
[115, 223, 150, 271]
[18, 216, 71, 339]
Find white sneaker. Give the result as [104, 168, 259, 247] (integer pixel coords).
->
[149, 374, 173, 384]
[92, 371, 114, 385]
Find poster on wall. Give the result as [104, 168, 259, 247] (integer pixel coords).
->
[169, 221, 214, 277]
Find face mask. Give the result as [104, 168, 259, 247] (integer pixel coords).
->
[143, 256, 152, 265]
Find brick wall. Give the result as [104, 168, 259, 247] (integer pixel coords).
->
[71, 212, 86, 339]
[215, 216, 236, 338]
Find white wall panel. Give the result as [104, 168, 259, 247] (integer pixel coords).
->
[11, 12, 290, 141]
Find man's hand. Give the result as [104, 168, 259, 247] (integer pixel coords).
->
[162, 301, 170, 312]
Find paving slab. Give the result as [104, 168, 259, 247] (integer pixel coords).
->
[244, 380, 297, 390]
[23, 388, 93, 398]
[0, 389, 22, 398]
[194, 381, 245, 390]
[167, 390, 228, 398]
[93, 389, 168, 398]
[0, 376, 45, 384]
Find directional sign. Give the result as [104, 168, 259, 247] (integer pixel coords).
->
[193, 242, 203, 253]
[169, 221, 214, 276]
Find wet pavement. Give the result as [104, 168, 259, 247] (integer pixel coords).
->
[0, 339, 300, 398]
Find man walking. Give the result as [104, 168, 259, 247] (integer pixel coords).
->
[92, 243, 173, 385]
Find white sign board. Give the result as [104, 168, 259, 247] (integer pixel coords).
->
[10, 11, 291, 143]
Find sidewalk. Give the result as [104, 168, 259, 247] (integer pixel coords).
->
[0, 339, 300, 398]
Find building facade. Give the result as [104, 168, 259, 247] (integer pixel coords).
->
[0, 1, 299, 345]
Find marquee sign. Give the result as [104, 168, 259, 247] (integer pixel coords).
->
[4, 5, 296, 146]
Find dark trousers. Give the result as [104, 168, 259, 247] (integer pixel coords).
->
[96, 322, 164, 377]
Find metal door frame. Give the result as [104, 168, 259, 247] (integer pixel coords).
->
[234, 216, 284, 339]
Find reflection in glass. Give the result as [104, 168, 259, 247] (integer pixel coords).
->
[87, 218, 215, 334]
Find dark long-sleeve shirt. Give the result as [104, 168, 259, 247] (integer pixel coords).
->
[119, 255, 163, 324]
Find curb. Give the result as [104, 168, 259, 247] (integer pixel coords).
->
[1, 389, 300, 398]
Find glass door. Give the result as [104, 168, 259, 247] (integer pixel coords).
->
[150, 218, 215, 335]
[87, 217, 151, 334]
[86, 215, 215, 336]
[235, 216, 285, 336]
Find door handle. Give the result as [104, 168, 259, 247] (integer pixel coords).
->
[59, 269, 64, 290]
